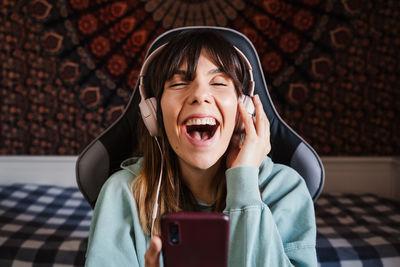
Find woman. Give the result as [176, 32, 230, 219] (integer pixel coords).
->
[85, 29, 317, 267]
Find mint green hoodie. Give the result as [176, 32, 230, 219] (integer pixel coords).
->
[85, 156, 317, 266]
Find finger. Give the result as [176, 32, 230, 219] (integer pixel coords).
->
[145, 235, 162, 267]
[239, 101, 256, 138]
[254, 95, 268, 136]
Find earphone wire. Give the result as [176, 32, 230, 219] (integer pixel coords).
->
[151, 136, 163, 237]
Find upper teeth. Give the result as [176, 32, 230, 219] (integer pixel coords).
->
[186, 118, 216, 126]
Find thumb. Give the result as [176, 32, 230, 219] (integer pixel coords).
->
[150, 235, 162, 253]
[145, 235, 162, 267]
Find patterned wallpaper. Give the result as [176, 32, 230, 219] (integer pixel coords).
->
[0, 0, 399, 156]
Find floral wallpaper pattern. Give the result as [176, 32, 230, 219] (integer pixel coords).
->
[0, 0, 399, 155]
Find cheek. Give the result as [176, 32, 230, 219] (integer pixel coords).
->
[160, 95, 180, 142]
[160, 97, 173, 129]
[221, 95, 239, 129]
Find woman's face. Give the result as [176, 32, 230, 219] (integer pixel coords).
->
[161, 51, 238, 172]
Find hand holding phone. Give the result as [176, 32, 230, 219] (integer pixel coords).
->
[227, 94, 271, 169]
[161, 212, 230, 267]
[145, 236, 162, 267]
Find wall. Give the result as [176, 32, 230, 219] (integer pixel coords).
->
[1, 156, 399, 201]
[322, 156, 400, 201]
[1, 0, 399, 156]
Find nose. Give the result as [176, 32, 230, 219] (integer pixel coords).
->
[187, 81, 213, 105]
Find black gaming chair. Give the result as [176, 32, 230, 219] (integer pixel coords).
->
[76, 26, 325, 208]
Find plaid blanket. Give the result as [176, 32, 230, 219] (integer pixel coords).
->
[316, 193, 400, 267]
[0, 184, 91, 267]
[1, 184, 399, 266]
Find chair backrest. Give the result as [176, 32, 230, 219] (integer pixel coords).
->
[76, 26, 325, 208]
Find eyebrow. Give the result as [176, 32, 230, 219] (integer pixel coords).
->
[171, 68, 223, 76]
[208, 68, 223, 75]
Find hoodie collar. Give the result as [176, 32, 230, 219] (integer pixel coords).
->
[120, 157, 143, 175]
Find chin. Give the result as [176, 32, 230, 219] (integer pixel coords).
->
[195, 158, 220, 170]
[180, 152, 224, 171]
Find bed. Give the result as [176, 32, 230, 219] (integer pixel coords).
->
[1, 184, 399, 266]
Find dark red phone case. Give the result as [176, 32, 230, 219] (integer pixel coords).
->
[161, 212, 230, 267]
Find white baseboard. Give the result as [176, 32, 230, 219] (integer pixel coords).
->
[0, 156, 78, 187]
[0, 156, 399, 201]
[321, 156, 400, 201]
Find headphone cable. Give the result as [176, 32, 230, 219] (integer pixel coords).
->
[151, 136, 163, 237]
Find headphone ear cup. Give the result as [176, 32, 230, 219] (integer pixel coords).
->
[235, 95, 255, 133]
[139, 97, 158, 136]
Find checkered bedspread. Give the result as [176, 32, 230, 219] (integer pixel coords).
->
[0, 184, 91, 267]
[1, 184, 399, 266]
[315, 193, 400, 267]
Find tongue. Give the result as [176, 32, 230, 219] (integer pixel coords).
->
[191, 131, 209, 141]
[201, 131, 209, 140]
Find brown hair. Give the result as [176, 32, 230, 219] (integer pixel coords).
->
[131, 29, 250, 235]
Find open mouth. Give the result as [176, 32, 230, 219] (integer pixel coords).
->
[185, 117, 220, 141]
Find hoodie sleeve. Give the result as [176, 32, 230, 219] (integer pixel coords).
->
[223, 156, 317, 267]
[85, 170, 148, 267]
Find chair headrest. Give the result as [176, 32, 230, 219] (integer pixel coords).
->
[76, 26, 324, 208]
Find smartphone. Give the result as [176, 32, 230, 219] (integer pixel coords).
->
[161, 212, 230, 267]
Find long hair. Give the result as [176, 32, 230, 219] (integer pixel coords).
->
[131, 30, 250, 235]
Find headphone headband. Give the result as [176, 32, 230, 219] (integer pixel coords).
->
[138, 43, 167, 101]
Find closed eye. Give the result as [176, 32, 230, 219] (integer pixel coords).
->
[211, 83, 227, 86]
[170, 82, 188, 88]
[210, 74, 230, 87]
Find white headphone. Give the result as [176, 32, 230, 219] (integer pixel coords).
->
[138, 43, 256, 136]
